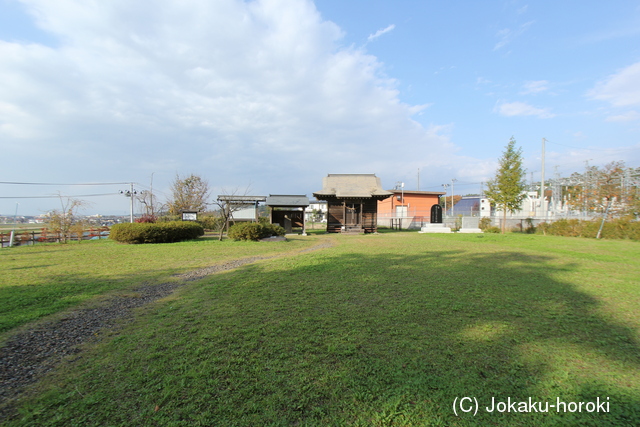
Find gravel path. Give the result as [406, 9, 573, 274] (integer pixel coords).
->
[0, 238, 333, 420]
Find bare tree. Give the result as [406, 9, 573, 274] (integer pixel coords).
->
[565, 161, 633, 221]
[594, 161, 625, 238]
[134, 173, 163, 221]
[136, 190, 162, 221]
[214, 187, 255, 241]
[46, 195, 91, 243]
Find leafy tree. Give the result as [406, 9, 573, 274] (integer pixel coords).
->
[167, 173, 211, 215]
[485, 137, 527, 233]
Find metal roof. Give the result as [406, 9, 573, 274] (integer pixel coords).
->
[216, 195, 266, 203]
[266, 194, 310, 207]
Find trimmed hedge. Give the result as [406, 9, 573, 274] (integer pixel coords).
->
[227, 222, 286, 241]
[536, 218, 640, 240]
[109, 221, 204, 244]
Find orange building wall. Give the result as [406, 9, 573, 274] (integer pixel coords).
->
[377, 191, 443, 220]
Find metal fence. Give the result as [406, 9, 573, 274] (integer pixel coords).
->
[377, 211, 600, 231]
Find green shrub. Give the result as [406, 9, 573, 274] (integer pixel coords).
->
[197, 215, 223, 231]
[535, 218, 640, 240]
[478, 217, 492, 230]
[227, 222, 286, 241]
[261, 223, 286, 238]
[524, 218, 536, 234]
[536, 222, 550, 235]
[483, 226, 501, 234]
[109, 221, 204, 244]
[228, 223, 263, 241]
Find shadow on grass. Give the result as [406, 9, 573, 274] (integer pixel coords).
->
[0, 268, 177, 334]
[11, 246, 640, 426]
[182, 249, 640, 425]
[3, 264, 56, 271]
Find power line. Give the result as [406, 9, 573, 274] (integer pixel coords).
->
[0, 193, 121, 199]
[545, 139, 639, 153]
[0, 181, 134, 186]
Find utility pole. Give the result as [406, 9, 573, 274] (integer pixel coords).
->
[417, 168, 420, 191]
[540, 138, 546, 215]
[442, 183, 449, 215]
[451, 178, 457, 217]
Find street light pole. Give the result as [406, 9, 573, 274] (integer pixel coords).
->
[129, 183, 134, 223]
[120, 184, 137, 223]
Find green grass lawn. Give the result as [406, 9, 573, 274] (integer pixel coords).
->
[0, 235, 317, 336]
[2, 232, 640, 426]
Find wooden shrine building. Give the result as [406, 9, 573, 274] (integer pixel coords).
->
[313, 174, 392, 233]
[265, 195, 310, 234]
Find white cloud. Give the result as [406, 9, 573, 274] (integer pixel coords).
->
[493, 21, 534, 51]
[495, 101, 555, 118]
[605, 110, 640, 122]
[520, 80, 549, 95]
[588, 61, 640, 107]
[0, 0, 468, 214]
[367, 24, 395, 42]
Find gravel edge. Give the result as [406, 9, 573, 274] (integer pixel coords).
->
[0, 238, 334, 420]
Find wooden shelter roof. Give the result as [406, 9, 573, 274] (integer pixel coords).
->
[313, 174, 393, 199]
[216, 195, 266, 203]
[266, 195, 310, 207]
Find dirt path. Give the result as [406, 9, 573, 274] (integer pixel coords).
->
[0, 237, 334, 420]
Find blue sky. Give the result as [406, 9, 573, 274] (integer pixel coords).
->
[1, 0, 639, 215]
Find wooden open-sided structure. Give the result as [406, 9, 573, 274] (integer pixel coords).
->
[265, 195, 310, 234]
[216, 195, 266, 230]
[313, 174, 392, 233]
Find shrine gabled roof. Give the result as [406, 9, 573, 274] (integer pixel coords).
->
[313, 174, 393, 199]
